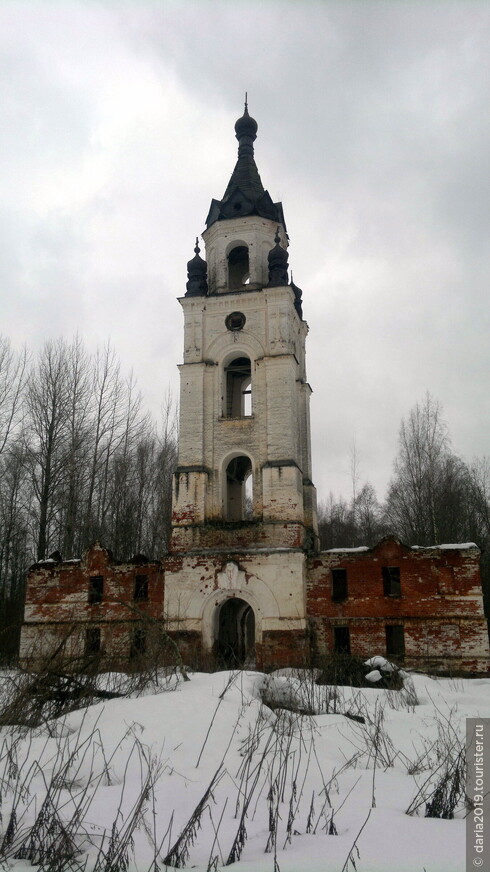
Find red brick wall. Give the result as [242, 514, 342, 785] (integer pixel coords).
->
[21, 543, 164, 669]
[307, 538, 489, 672]
[258, 630, 309, 670]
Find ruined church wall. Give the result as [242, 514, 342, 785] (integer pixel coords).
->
[307, 539, 490, 673]
[19, 538, 490, 674]
[164, 548, 308, 672]
[19, 544, 164, 669]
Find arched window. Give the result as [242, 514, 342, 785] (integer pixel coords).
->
[228, 245, 249, 288]
[225, 455, 253, 521]
[225, 357, 252, 417]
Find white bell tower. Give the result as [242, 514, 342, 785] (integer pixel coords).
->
[165, 102, 318, 669]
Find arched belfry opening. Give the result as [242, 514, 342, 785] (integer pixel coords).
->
[228, 245, 250, 288]
[225, 455, 253, 521]
[225, 356, 252, 417]
[216, 598, 255, 667]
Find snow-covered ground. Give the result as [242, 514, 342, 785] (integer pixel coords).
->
[0, 664, 487, 871]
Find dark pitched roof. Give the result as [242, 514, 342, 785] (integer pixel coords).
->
[205, 103, 285, 229]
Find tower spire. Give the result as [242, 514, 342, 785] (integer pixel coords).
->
[204, 103, 285, 229]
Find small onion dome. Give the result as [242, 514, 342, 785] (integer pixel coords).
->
[267, 228, 289, 287]
[235, 103, 259, 139]
[186, 238, 208, 296]
[291, 273, 303, 318]
[235, 103, 258, 141]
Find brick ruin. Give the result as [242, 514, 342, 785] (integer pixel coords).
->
[19, 105, 490, 675]
[21, 536, 489, 674]
[21, 544, 164, 670]
[307, 537, 489, 674]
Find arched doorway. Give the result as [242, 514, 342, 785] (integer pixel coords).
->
[216, 598, 255, 667]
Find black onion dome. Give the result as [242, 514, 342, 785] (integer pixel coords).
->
[235, 103, 258, 141]
[186, 238, 206, 273]
[267, 228, 289, 287]
[186, 238, 208, 297]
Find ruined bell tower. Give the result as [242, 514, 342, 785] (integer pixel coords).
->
[165, 102, 318, 668]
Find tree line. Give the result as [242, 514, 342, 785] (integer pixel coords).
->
[318, 392, 490, 611]
[0, 336, 177, 659]
[1, 332, 489, 660]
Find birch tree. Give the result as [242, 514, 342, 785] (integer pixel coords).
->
[386, 393, 450, 544]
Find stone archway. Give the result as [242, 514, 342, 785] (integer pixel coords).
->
[216, 597, 255, 667]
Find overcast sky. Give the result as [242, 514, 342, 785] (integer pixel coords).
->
[1, 0, 489, 504]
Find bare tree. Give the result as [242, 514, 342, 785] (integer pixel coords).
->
[153, 390, 178, 554]
[350, 438, 361, 530]
[0, 438, 30, 659]
[468, 457, 490, 542]
[60, 336, 92, 558]
[0, 336, 27, 455]
[0, 333, 179, 659]
[104, 372, 149, 558]
[318, 483, 387, 550]
[25, 340, 72, 561]
[386, 393, 450, 544]
[356, 482, 385, 544]
[83, 343, 127, 545]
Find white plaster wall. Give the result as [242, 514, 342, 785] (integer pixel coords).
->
[176, 286, 313, 527]
[164, 551, 307, 647]
[203, 216, 287, 292]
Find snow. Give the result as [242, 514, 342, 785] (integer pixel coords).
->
[1, 665, 489, 871]
[326, 546, 370, 553]
[323, 543, 480, 555]
[365, 669, 382, 682]
[364, 655, 396, 672]
[412, 542, 478, 550]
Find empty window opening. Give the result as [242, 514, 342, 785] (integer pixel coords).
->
[382, 566, 401, 597]
[243, 377, 252, 416]
[244, 471, 253, 520]
[134, 575, 149, 601]
[228, 245, 250, 289]
[334, 626, 351, 654]
[130, 627, 147, 659]
[225, 357, 252, 417]
[217, 598, 255, 667]
[85, 627, 101, 655]
[331, 568, 348, 601]
[225, 311, 246, 331]
[88, 576, 103, 605]
[226, 456, 253, 521]
[386, 624, 405, 659]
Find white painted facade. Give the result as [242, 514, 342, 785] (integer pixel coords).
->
[164, 120, 318, 663]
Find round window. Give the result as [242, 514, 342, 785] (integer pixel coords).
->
[225, 312, 246, 331]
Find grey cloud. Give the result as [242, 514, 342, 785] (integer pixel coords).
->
[1, 0, 489, 501]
